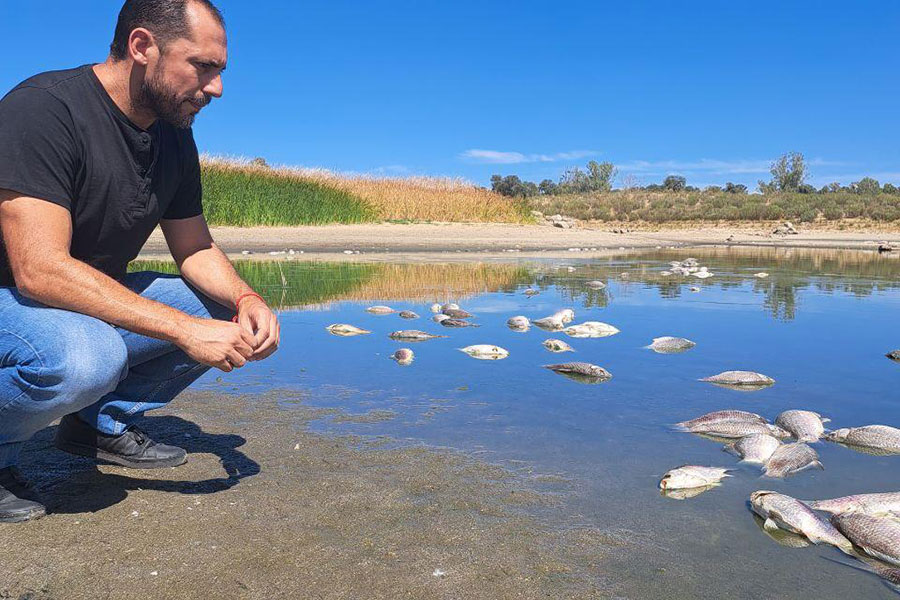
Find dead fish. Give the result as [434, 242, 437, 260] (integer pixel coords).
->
[585, 280, 606, 290]
[429, 303, 442, 313]
[887, 350, 900, 363]
[754, 272, 769, 278]
[693, 271, 714, 279]
[689, 286, 701, 293]
[398, 310, 419, 319]
[459, 345, 509, 360]
[750, 491, 853, 552]
[725, 434, 782, 464]
[563, 321, 620, 338]
[752, 513, 812, 548]
[441, 318, 479, 328]
[775, 410, 829, 442]
[832, 511, 900, 567]
[366, 305, 396, 314]
[700, 371, 775, 387]
[648, 336, 696, 354]
[661, 485, 718, 500]
[524, 288, 540, 297]
[532, 316, 564, 331]
[543, 362, 612, 383]
[390, 348, 414, 365]
[659, 466, 732, 490]
[660, 271, 673, 277]
[433, 314, 450, 323]
[542, 339, 575, 353]
[677, 410, 768, 429]
[826, 425, 900, 454]
[326, 324, 372, 336]
[442, 307, 473, 319]
[806, 492, 900, 516]
[389, 330, 447, 341]
[764, 443, 823, 478]
[506, 316, 530, 330]
[686, 421, 791, 440]
[441, 303, 459, 311]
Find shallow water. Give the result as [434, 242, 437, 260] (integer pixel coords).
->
[179, 248, 900, 598]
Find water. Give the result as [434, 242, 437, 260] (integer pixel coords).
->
[179, 247, 900, 598]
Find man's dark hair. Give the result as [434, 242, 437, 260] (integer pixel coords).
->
[110, 0, 225, 61]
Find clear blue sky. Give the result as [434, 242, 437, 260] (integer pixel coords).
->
[1, 1, 898, 189]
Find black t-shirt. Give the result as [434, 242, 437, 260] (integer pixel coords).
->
[0, 64, 203, 287]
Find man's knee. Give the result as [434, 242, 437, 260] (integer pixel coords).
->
[39, 319, 128, 401]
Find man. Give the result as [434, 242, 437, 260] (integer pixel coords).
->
[0, 0, 279, 523]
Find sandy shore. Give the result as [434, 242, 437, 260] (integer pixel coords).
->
[140, 223, 900, 261]
[1, 390, 624, 600]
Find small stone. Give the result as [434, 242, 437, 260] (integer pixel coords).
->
[150, 571, 158, 576]
[432, 569, 446, 577]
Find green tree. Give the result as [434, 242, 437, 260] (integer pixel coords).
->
[883, 183, 899, 195]
[724, 182, 748, 194]
[662, 175, 687, 192]
[852, 177, 881, 195]
[586, 160, 616, 192]
[538, 179, 558, 195]
[766, 152, 807, 192]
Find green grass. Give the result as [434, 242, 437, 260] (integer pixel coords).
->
[529, 190, 900, 223]
[201, 162, 378, 226]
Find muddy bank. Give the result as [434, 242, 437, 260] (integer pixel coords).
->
[1, 390, 629, 600]
[139, 223, 900, 261]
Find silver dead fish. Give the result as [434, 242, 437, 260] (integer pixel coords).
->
[542, 339, 575, 353]
[398, 310, 419, 319]
[677, 410, 768, 429]
[648, 336, 696, 354]
[585, 280, 606, 290]
[366, 305, 396, 314]
[440, 318, 479, 328]
[442, 307, 473, 319]
[390, 348, 414, 365]
[506, 316, 530, 330]
[726, 434, 782, 464]
[763, 443, 823, 478]
[700, 370, 775, 387]
[563, 321, 620, 338]
[325, 324, 372, 336]
[806, 492, 900, 516]
[826, 425, 900, 454]
[832, 511, 900, 567]
[458, 345, 509, 360]
[750, 491, 853, 552]
[685, 421, 790, 440]
[659, 466, 732, 490]
[775, 410, 829, 442]
[543, 362, 612, 383]
[389, 330, 447, 341]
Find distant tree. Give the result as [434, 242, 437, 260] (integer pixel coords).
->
[826, 181, 842, 193]
[766, 152, 807, 192]
[704, 185, 723, 193]
[538, 179, 558, 195]
[557, 161, 616, 194]
[490, 174, 538, 198]
[724, 182, 748, 194]
[883, 183, 899, 195]
[620, 174, 641, 190]
[685, 185, 699, 192]
[797, 183, 816, 194]
[662, 175, 687, 192]
[852, 177, 881, 195]
[644, 183, 664, 191]
[250, 156, 269, 168]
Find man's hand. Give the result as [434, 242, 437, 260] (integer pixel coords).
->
[176, 317, 258, 372]
[237, 297, 280, 361]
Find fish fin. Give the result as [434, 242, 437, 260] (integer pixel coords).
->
[813, 461, 825, 471]
[763, 518, 780, 532]
[671, 424, 690, 432]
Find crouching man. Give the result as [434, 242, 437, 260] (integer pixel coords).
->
[0, 0, 279, 523]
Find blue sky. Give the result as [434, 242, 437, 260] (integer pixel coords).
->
[1, 1, 898, 189]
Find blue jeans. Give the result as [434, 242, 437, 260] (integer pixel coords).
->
[0, 271, 233, 469]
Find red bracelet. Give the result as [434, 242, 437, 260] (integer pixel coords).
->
[234, 291, 265, 311]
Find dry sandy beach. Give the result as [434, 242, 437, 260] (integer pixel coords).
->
[140, 222, 900, 261]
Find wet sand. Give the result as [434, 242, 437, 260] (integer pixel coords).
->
[1, 390, 625, 600]
[139, 223, 900, 261]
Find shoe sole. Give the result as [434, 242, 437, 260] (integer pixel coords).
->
[55, 439, 187, 470]
[0, 505, 46, 523]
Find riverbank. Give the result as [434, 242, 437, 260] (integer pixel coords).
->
[139, 222, 900, 261]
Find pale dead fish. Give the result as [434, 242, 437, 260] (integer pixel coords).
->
[826, 425, 900, 454]
[750, 491, 852, 552]
[326, 324, 371, 336]
[648, 336, 696, 354]
[553, 309, 575, 324]
[433, 314, 450, 323]
[441, 303, 459, 311]
[441, 318, 479, 328]
[389, 330, 447, 341]
[754, 272, 769, 278]
[763, 443, 823, 478]
[459, 345, 509, 360]
[585, 280, 606, 290]
[524, 288, 540, 297]
[366, 305, 396, 314]
[677, 410, 768, 429]
[693, 271, 714, 279]
[700, 370, 775, 388]
[775, 410, 829, 442]
[542, 339, 575, 353]
[661, 484, 718, 500]
[659, 466, 731, 490]
[391, 348, 414, 365]
[429, 303, 442, 314]
[543, 362, 612, 383]
[725, 434, 782, 464]
[563, 321, 620, 338]
[832, 511, 900, 567]
[751, 513, 812, 548]
[398, 310, 419, 319]
[806, 492, 900, 516]
[660, 271, 673, 277]
[507, 316, 530, 330]
[686, 421, 791, 440]
[532, 316, 564, 331]
[442, 307, 473, 319]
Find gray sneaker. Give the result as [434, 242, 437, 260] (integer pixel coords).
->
[0, 467, 46, 523]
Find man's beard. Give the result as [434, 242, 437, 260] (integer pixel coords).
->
[137, 68, 211, 129]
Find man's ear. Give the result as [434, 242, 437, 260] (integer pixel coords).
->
[128, 27, 157, 66]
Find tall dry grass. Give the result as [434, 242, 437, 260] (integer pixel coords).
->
[201, 157, 529, 224]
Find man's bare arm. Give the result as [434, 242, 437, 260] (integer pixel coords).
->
[161, 215, 280, 360]
[0, 190, 256, 371]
